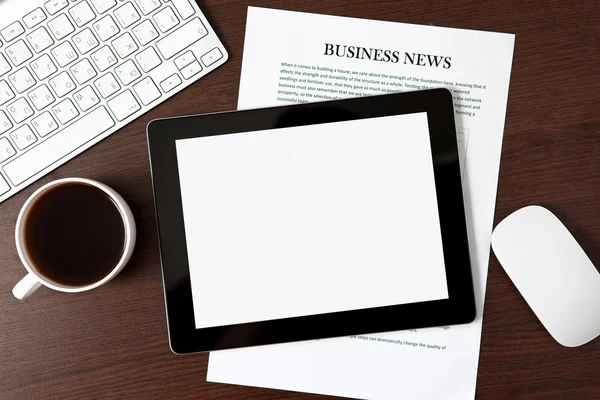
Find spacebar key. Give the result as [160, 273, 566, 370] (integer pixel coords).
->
[156, 18, 208, 59]
[4, 107, 115, 186]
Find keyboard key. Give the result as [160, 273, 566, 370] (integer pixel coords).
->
[26, 27, 54, 54]
[112, 32, 138, 58]
[0, 174, 9, 195]
[107, 89, 139, 121]
[49, 71, 75, 97]
[134, 0, 160, 15]
[133, 77, 160, 105]
[114, 2, 141, 29]
[28, 84, 55, 110]
[114, 60, 140, 85]
[72, 28, 100, 54]
[73, 85, 100, 112]
[31, 111, 58, 137]
[0, 80, 15, 106]
[156, 18, 207, 59]
[171, 0, 194, 20]
[180, 60, 201, 79]
[1, 21, 25, 42]
[159, 73, 181, 93]
[0, 54, 11, 77]
[201, 47, 223, 67]
[91, 46, 117, 71]
[6, 40, 33, 66]
[50, 41, 78, 67]
[23, 8, 48, 29]
[0, 136, 16, 162]
[30, 54, 58, 80]
[0, 110, 13, 134]
[9, 67, 36, 93]
[9, 125, 37, 150]
[94, 72, 120, 98]
[52, 98, 79, 124]
[135, 47, 161, 72]
[6, 97, 34, 123]
[70, 59, 97, 84]
[93, 15, 120, 41]
[48, 14, 74, 41]
[132, 20, 159, 46]
[89, 0, 117, 14]
[174, 50, 195, 69]
[44, 0, 69, 15]
[3, 107, 115, 186]
[153, 6, 179, 33]
[69, 1, 96, 27]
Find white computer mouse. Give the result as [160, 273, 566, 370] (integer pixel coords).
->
[491, 205, 600, 347]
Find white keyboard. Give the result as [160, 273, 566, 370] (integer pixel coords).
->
[0, 0, 228, 203]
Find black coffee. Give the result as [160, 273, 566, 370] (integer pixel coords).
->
[24, 183, 126, 286]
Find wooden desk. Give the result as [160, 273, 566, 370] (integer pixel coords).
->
[1, 1, 598, 398]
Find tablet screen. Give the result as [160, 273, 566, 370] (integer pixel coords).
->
[175, 112, 449, 329]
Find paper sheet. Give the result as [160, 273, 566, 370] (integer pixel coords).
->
[208, 7, 514, 400]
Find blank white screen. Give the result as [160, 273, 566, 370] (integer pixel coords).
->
[176, 112, 448, 329]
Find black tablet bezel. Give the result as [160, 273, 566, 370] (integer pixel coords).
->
[147, 88, 475, 354]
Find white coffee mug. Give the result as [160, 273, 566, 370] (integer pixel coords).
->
[12, 178, 136, 300]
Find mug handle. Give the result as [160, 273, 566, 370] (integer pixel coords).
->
[13, 273, 42, 300]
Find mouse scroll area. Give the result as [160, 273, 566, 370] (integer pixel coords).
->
[492, 205, 600, 348]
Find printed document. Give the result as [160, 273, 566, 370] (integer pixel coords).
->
[208, 7, 514, 400]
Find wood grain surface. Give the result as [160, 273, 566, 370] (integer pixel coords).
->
[1, 1, 598, 399]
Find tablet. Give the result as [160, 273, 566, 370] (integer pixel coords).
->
[147, 88, 475, 354]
